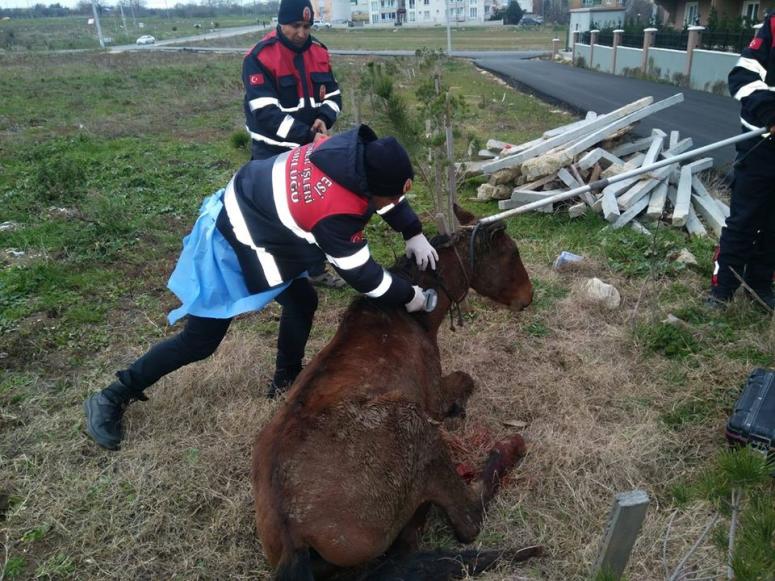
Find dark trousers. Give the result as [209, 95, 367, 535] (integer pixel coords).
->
[712, 141, 775, 298]
[118, 278, 318, 391]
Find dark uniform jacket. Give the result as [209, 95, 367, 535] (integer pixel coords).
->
[242, 27, 342, 154]
[728, 13, 775, 148]
[216, 126, 421, 306]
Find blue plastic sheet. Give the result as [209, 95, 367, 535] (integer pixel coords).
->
[166, 189, 291, 325]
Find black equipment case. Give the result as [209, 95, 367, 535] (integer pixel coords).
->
[726, 368, 775, 460]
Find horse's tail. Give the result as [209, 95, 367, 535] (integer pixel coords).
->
[273, 548, 314, 581]
[355, 545, 543, 580]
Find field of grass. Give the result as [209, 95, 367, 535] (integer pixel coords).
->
[0, 14, 268, 51]
[193, 23, 565, 51]
[1, 45, 774, 580]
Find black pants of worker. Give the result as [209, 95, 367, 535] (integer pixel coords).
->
[116, 278, 318, 392]
[712, 140, 775, 299]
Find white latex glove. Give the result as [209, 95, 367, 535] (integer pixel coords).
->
[405, 233, 438, 271]
[405, 285, 426, 313]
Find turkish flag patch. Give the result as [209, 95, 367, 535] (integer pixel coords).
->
[351, 231, 364, 244]
[749, 37, 763, 50]
[249, 73, 264, 86]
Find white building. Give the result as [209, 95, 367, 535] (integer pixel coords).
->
[358, 0, 489, 25]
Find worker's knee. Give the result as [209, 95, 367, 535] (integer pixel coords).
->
[277, 278, 318, 317]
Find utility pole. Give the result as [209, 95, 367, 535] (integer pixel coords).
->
[129, 0, 137, 29]
[90, 0, 105, 48]
[445, 0, 452, 54]
[119, 1, 127, 32]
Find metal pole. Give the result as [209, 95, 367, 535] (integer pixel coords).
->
[479, 127, 769, 224]
[90, 0, 105, 48]
[119, 2, 127, 33]
[445, 0, 452, 54]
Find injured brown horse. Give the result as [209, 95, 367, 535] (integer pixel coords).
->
[252, 207, 536, 580]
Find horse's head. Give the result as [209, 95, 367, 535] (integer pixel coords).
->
[453, 205, 533, 311]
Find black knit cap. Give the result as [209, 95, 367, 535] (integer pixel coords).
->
[364, 137, 414, 197]
[277, 0, 314, 25]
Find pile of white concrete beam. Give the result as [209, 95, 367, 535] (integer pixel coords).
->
[467, 93, 729, 237]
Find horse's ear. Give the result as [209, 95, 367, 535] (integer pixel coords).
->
[453, 203, 477, 226]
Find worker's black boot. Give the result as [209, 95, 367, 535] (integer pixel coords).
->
[266, 365, 301, 399]
[83, 379, 147, 450]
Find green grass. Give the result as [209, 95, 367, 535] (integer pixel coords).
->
[195, 23, 566, 51]
[0, 14, 268, 50]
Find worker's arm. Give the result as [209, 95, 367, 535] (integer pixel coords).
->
[311, 215, 415, 306]
[729, 16, 775, 129]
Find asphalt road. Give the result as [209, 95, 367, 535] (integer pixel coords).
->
[473, 56, 743, 167]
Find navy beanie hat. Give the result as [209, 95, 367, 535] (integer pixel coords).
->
[278, 0, 314, 25]
[364, 137, 414, 197]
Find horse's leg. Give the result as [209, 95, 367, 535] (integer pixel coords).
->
[386, 502, 431, 557]
[424, 433, 527, 543]
[429, 371, 475, 420]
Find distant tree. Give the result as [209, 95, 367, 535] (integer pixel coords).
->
[503, 0, 524, 24]
[489, 6, 504, 20]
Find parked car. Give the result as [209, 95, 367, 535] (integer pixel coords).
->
[135, 35, 156, 45]
[518, 14, 543, 26]
[312, 20, 331, 30]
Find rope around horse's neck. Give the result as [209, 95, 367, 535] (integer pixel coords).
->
[429, 241, 470, 331]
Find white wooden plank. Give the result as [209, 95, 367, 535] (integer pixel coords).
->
[593, 490, 650, 579]
[617, 176, 663, 210]
[612, 195, 650, 229]
[602, 189, 621, 222]
[602, 153, 646, 179]
[565, 93, 685, 157]
[646, 181, 669, 218]
[577, 148, 604, 171]
[642, 135, 665, 166]
[686, 204, 708, 236]
[691, 176, 730, 218]
[482, 97, 655, 173]
[478, 149, 497, 159]
[661, 137, 693, 158]
[578, 148, 624, 170]
[498, 190, 556, 212]
[486, 138, 518, 151]
[591, 194, 604, 214]
[673, 165, 692, 226]
[542, 115, 600, 138]
[672, 166, 693, 227]
[668, 185, 706, 235]
[568, 202, 587, 218]
[558, 167, 583, 189]
[669, 130, 680, 149]
[516, 173, 558, 192]
[611, 136, 654, 157]
[684, 157, 714, 173]
[602, 177, 638, 198]
[692, 193, 726, 236]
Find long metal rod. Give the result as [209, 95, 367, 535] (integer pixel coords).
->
[479, 127, 769, 224]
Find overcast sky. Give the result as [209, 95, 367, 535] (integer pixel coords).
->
[0, 0, 200, 8]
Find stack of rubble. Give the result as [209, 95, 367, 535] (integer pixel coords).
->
[464, 93, 729, 237]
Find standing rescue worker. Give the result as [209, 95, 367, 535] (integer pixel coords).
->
[242, 0, 345, 287]
[708, 11, 775, 311]
[83, 125, 439, 451]
[242, 0, 342, 161]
